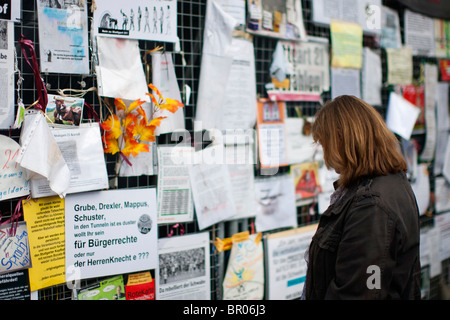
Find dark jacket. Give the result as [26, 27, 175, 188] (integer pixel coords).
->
[304, 172, 421, 300]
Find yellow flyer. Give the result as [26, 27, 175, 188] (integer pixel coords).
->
[22, 196, 65, 291]
[330, 20, 363, 69]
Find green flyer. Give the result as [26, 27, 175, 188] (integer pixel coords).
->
[77, 275, 126, 300]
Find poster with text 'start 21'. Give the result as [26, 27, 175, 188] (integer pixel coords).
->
[92, 0, 178, 43]
[65, 188, 158, 281]
[267, 39, 330, 102]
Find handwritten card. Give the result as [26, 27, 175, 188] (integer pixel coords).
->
[0, 135, 30, 201]
[0, 222, 31, 275]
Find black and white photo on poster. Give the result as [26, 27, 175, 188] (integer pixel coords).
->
[93, 0, 178, 43]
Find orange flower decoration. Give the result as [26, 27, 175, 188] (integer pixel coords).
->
[100, 84, 184, 162]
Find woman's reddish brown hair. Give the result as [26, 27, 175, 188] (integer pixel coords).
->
[312, 95, 407, 188]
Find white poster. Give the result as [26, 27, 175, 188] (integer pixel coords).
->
[421, 63, 438, 161]
[194, 0, 236, 131]
[157, 145, 194, 224]
[404, 9, 435, 57]
[311, 0, 382, 35]
[386, 92, 421, 141]
[188, 145, 237, 230]
[265, 224, 317, 300]
[254, 174, 297, 232]
[196, 35, 256, 131]
[435, 177, 450, 214]
[361, 47, 382, 106]
[0, 135, 30, 201]
[36, 0, 90, 74]
[93, 0, 178, 43]
[284, 117, 315, 165]
[435, 212, 450, 261]
[225, 144, 258, 220]
[29, 123, 109, 198]
[443, 138, 450, 183]
[0, 20, 14, 129]
[65, 188, 158, 280]
[267, 40, 330, 102]
[331, 67, 360, 99]
[380, 6, 402, 49]
[17, 110, 71, 198]
[151, 51, 185, 135]
[156, 232, 211, 300]
[95, 37, 149, 102]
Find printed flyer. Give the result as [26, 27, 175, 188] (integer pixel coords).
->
[156, 232, 210, 300]
[267, 40, 330, 102]
[36, 0, 90, 74]
[0, 20, 15, 129]
[65, 188, 158, 280]
[92, 0, 178, 43]
[256, 100, 288, 169]
[264, 224, 317, 300]
[125, 271, 155, 300]
[22, 196, 66, 291]
[77, 275, 126, 300]
[0, 270, 30, 300]
[222, 232, 264, 300]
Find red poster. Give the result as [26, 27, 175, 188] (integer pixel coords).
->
[402, 85, 425, 130]
[439, 60, 450, 81]
[125, 281, 155, 300]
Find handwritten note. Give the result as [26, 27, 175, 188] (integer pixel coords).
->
[0, 135, 30, 201]
[0, 222, 31, 275]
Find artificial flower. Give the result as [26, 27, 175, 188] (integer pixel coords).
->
[100, 83, 184, 161]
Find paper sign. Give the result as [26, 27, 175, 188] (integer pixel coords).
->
[22, 196, 66, 291]
[256, 100, 288, 168]
[386, 47, 413, 85]
[77, 275, 126, 300]
[0, 20, 15, 129]
[386, 92, 421, 140]
[151, 51, 185, 135]
[0, 222, 31, 275]
[125, 271, 155, 300]
[157, 146, 194, 224]
[267, 40, 330, 102]
[65, 188, 158, 280]
[29, 123, 109, 198]
[0, 135, 30, 201]
[330, 20, 363, 69]
[36, 1, 90, 74]
[95, 37, 149, 102]
[17, 110, 71, 198]
[92, 0, 178, 43]
[156, 232, 210, 300]
[254, 175, 297, 232]
[188, 146, 237, 230]
[223, 233, 264, 300]
[264, 224, 317, 300]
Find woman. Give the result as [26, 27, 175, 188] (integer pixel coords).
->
[303, 95, 421, 300]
